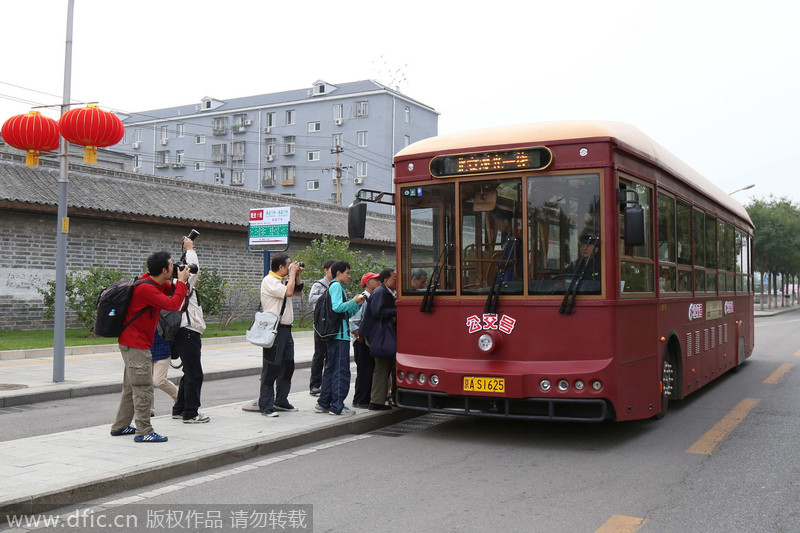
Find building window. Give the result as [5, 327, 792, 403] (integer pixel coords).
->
[332, 133, 343, 149]
[195, 135, 206, 144]
[155, 150, 168, 168]
[232, 141, 246, 161]
[231, 169, 245, 185]
[262, 168, 276, 187]
[232, 114, 247, 133]
[286, 110, 295, 125]
[356, 161, 367, 177]
[308, 121, 321, 133]
[266, 112, 276, 129]
[177, 123, 185, 138]
[357, 131, 368, 148]
[356, 100, 368, 117]
[404, 135, 410, 147]
[333, 104, 343, 121]
[134, 129, 142, 143]
[283, 136, 295, 155]
[212, 117, 227, 135]
[307, 150, 320, 162]
[265, 138, 276, 158]
[175, 150, 185, 167]
[132, 155, 140, 169]
[214, 172, 223, 184]
[211, 144, 227, 163]
[281, 165, 296, 185]
[307, 180, 320, 191]
[195, 161, 205, 171]
[160, 125, 168, 141]
[404, 106, 410, 124]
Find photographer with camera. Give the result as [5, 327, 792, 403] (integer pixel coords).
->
[257, 253, 304, 417]
[110, 250, 190, 443]
[171, 232, 209, 424]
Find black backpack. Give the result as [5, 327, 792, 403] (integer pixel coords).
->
[93, 277, 156, 338]
[313, 285, 345, 342]
[157, 288, 193, 343]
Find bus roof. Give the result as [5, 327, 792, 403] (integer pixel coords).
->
[397, 120, 752, 227]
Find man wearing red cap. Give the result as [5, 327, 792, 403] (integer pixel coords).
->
[350, 272, 380, 408]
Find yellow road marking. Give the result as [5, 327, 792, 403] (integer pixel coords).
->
[595, 515, 646, 533]
[764, 363, 793, 384]
[686, 398, 760, 455]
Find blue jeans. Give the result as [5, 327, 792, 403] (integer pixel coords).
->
[317, 340, 351, 415]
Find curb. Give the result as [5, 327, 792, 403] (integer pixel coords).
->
[0, 408, 418, 522]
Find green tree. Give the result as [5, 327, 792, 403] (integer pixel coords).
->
[747, 196, 800, 305]
[295, 234, 395, 294]
[37, 264, 129, 330]
[196, 267, 226, 317]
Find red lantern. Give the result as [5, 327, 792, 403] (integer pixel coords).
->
[59, 104, 124, 164]
[1, 111, 60, 166]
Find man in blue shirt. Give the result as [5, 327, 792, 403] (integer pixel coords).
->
[314, 261, 365, 416]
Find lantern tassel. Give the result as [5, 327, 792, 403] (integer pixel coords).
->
[26, 149, 40, 167]
[83, 146, 98, 164]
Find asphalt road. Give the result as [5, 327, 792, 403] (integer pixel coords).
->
[5, 315, 800, 532]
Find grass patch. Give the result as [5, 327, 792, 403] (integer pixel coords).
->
[0, 320, 310, 351]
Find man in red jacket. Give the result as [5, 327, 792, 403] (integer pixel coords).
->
[110, 251, 190, 443]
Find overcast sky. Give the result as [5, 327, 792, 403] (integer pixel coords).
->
[1, 0, 798, 204]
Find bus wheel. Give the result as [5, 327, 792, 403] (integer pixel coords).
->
[655, 352, 675, 419]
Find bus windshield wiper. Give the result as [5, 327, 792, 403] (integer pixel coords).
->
[559, 236, 599, 316]
[484, 237, 519, 315]
[420, 243, 453, 313]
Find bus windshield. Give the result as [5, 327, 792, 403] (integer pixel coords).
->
[399, 173, 601, 296]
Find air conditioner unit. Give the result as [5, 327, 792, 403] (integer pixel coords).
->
[331, 177, 339, 185]
[334, 118, 343, 126]
[131, 142, 140, 149]
[244, 119, 252, 126]
[353, 177, 363, 185]
[266, 155, 275, 162]
[160, 138, 168, 145]
[264, 126, 271, 133]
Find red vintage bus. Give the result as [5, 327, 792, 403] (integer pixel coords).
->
[351, 121, 754, 421]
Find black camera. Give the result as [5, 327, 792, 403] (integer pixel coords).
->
[171, 261, 198, 278]
[297, 262, 305, 268]
[182, 229, 199, 243]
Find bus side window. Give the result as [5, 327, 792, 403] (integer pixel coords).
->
[619, 178, 654, 294]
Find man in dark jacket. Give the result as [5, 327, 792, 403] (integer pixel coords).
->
[365, 268, 397, 411]
[110, 251, 190, 443]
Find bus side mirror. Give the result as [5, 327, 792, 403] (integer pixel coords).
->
[348, 201, 367, 240]
[624, 204, 645, 246]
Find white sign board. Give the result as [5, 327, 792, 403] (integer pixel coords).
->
[248, 206, 290, 247]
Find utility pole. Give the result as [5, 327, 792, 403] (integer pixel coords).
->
[325, 143, 351, 206]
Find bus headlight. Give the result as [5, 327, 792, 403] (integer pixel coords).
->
[477, 333, 494, 352]
[591, 380, 603, 391]
[557, 379, 569, 391]
[398, 371, 405, 381]
[430, 375, 439, 386]
[418, 373, 427, 384]
[407, 373, 415, 383]
[574, 380, 585, 391]
[540, 379, 551, 391]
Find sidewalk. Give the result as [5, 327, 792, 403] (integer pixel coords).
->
[754, 305, 800, 317]
[0, 331, 415, 521]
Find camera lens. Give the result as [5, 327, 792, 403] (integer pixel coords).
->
[298, 262, 305, 268]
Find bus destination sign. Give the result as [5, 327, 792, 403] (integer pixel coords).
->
[430, 147, 552, 178]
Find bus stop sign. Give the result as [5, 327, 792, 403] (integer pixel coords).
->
[249, 207, 290, 251]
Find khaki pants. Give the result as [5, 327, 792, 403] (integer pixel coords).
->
[152, 358, 178, 407]
[112, 345, 155, 436]
[370, 357, 394, 405]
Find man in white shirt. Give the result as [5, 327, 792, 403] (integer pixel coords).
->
[258, 253, 304, 417]
[172, 237, 209, 423]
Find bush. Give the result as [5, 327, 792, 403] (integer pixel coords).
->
[197, 267, 226, 317]
[37, 264, 128, 330]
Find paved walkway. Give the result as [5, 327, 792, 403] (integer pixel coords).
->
[0, 331, 413, 522]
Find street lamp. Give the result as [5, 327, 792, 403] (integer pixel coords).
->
[729, 184, 755, 195]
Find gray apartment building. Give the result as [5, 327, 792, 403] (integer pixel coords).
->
[116, 80, 438, 211]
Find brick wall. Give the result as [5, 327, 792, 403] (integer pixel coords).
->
[0, 209, 390, 330]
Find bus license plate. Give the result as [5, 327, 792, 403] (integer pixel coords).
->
[463, 376, 505, 393]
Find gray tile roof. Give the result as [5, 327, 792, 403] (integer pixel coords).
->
[0, 153, 396, 244]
